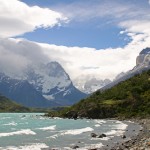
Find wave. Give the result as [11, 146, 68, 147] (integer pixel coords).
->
[0, 143, 48, 150]
[105, 121, 128, 136]
[1, 117, 11, 120]
[95, 124, 101, 127]
[0, 129, 36, 137]
[94, 120, 106, 124]
[3, 121, 17, 126]
[37, 125, 56, 131]
[114, 122, 128, 130]
[61, 127, 94, 135]
[79, 143, 103, 150]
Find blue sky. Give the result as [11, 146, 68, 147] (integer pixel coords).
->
[18, 0, 137, 49]
[0, 0, 150, 81]
[16, 23, 129, 49]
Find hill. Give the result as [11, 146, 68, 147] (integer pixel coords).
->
[48, 69, 150, 119]
[0, 94, 30, 112]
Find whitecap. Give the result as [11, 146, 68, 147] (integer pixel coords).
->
[48, 134, 59, 139]
[114, 122, 128, 130]
[79, 143, 103, 150]
[3, 121, 17, 126]
[1, 117, 11, 120]
[61, 127, 94, 135]
[53, 117, 62, 119]
[105, 129, 125, 136]
[94, 120, 106, 124]
[95, 124, 100, 127]
[37, 125, 56, 131]
[0, 143, 48, 150]
[91, 137, 110, 141]
[0, 129, 36, 137]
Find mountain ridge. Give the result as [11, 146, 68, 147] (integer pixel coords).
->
[0, 61, 87, 107]
[101, 47, 150, 91]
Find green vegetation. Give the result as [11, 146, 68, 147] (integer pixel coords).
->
[46, 70, 150, 119]
[0, 95, 30, 112]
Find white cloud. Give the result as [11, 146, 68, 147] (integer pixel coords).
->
[0, 38, 49, 77]
[0, 0, 150, 83]
[39, 38, 147, 80]
[52, 0, 148, 24]
[0, 0, 68, 38]
[0, 29, 149, 82]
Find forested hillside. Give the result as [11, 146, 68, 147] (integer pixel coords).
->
[48, 70, 150, 119]
[0, 95, 30, 112]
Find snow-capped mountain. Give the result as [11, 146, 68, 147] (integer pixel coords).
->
[74, 76, 111, 94]
[0, 62, 87, 107]
[0, 72, 58, 107]
[25, 62, 71, 98]
[102, 47, 150, 90]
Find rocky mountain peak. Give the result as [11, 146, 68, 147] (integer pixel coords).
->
[46, 61, 70, 79]
[139, 47, 150, 54]
[136, 47, 150, 66]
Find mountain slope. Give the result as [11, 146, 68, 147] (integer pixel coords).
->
[0, 61, 87, 107]
[102, 47, 150, 90]
[24, 62, 87, 106]
[74, 77, 111, 94]
[52, 69, 150, 119]
[0, 73, 59, 107]
[0, 94, 30, 112]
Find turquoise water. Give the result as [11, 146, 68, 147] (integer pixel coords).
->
[0, 113, 139, 150]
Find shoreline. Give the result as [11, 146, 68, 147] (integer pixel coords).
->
[43, 115, 150, 150]
[126, 118, 150, 150]
[99, 118, 150, 150]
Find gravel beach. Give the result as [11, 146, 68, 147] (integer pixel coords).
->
[102, 119, 150, 150]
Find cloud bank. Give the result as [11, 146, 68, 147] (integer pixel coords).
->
[0, 0, 67, 38]
[0, 38, 49, 77]
[0, 0, 150, 82]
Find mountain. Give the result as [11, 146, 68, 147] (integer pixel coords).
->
[102, 47, 150, 90]
[74, 76, 111, 94]
[0, 62, 87, 107]
[0, 94, 30, 112]
[50, 69, 150, 119]
[0, 72, 58, 107]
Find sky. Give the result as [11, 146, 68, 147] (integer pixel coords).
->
[0, 0, 150, 82]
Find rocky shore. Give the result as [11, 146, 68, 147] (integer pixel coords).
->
[43, 118, 150, 150]
[104, 119, 150, 150]
[128, 119, 150, 150]
[66, 119, 150, 150]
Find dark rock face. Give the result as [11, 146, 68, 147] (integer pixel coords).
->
[139, 47, 150, 54]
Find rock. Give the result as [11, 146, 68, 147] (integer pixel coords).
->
[91, 133, 97, 138]
[98, 133, 106, 138]
[122, 135, 126, 139]
[71, 145, 79, 149]
[146, 141, 150, 146]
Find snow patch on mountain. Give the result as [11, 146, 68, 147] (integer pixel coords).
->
[74, 76, 111, 94]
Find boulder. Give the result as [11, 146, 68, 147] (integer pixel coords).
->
[91, 133, 97, 138]
[71, 145, 79, 149]
[98, 133, 106, 138]
[122, 135, 126, 139]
